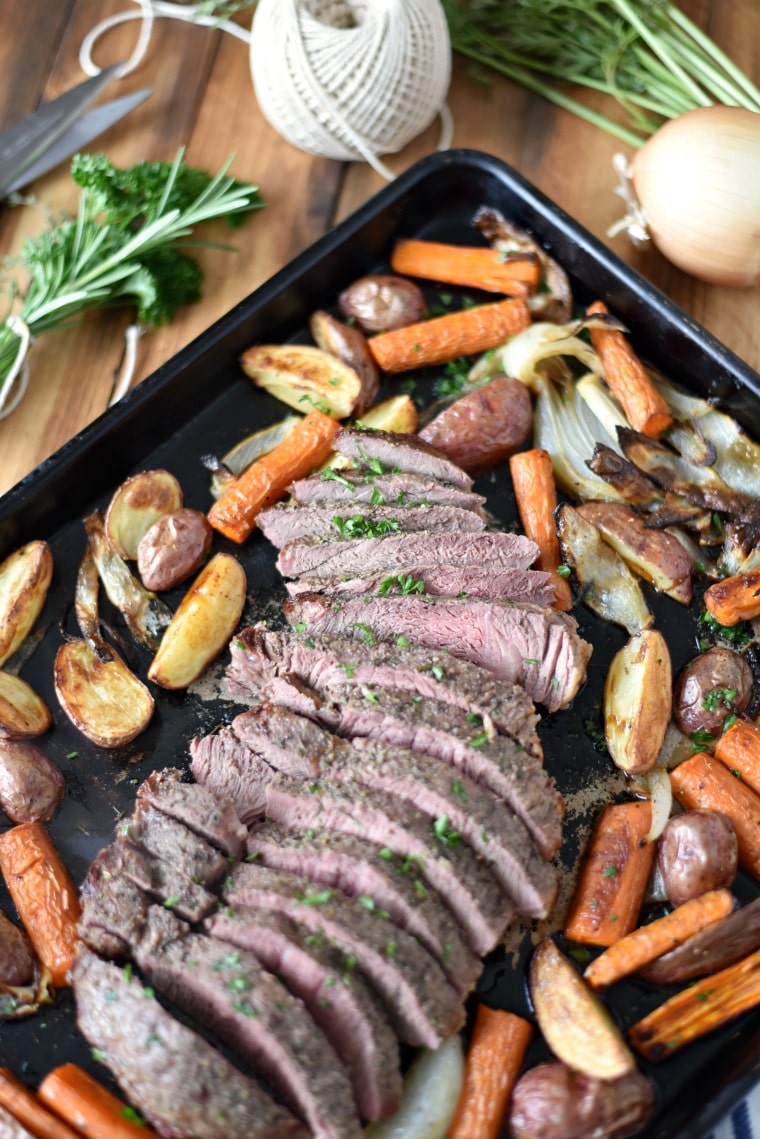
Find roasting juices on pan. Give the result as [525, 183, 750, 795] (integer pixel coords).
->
[4, 211, 760, 1139]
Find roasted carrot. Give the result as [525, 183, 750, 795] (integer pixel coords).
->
[564, 800, 655, 947]
[587, 301, 673, 438]
[670, 752, 760, 880]
[448, 1006, 533, 1139]
[509, 448, 573, 611]
[629, 945, 760, 1061]
[584, 888, 735, 990]
[716, 719, 760, 797]
[0, 823, 80, 988]
[704, 568, 760, 626]
[390, 238, 541, 297]
[367, 298, 531, 374]
[208, 408, 340, 543]
[38, 1064, 156, 1139]
[0, 1070, 81, 1139]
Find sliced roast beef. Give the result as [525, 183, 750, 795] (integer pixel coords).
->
[73, 950, 304, 1139]
[285, 564, 555, 605]
[79, 844, 150, 958]
[227, 626, 542, 757]
[246, 821, 480, 991]
[114, 837, 218, 924]
[212, 907, 402, 1121]
[218, 864, 464, 1048]
[265, 773, 511, 955]
[290, 470, 485, 511]
[135, 906, 360, 1139]
[234, 703, 557, 916]
[257, 502, 486, 549]
[127, 802, 227, 886]
[277, 531, 539, 579]
[332, 428, 473, 489]
[189, 728, 274, 824]
[137, 768, 246, 859]
[284, 594, 591, 712]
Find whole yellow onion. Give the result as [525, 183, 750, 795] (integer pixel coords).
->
[631, 105, 760, 287]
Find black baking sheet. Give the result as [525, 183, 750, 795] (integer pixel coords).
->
[1, 149, 760, 1137]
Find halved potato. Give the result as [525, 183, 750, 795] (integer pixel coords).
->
[147, 553, 247, 690]
[0, 541, 53, 668]
[54, 639, 154, 748]
[0, 672, 52, 739]
[241, 344, 362, 419]
[604, 630, 672, 776]
[529, 937, 636, 1081]
[104, 469, 184, 560]
[309, 310, 379, 415]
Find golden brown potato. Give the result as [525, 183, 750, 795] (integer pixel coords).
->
[240, 344, 361, 419]
[54, 639, 154, 748]
[418, 376, 533, 475]
[0, 672, 51, 739]
[104, 469, 184, 560]
[0, 541, 53, 668]
[604, 629, 672, 775]
[309, 310, 379, 415]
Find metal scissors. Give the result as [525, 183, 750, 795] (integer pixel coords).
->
[0, 63, 152, 198]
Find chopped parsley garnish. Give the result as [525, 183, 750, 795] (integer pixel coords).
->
[602, 866, 619, 878]
[341, 662, 357, 678]
[370, 486, 386, 506]
[321, 468, 354, 489]
[430, 664, 445, 681]
[377, 573, 425, 597]
[397, 635, 410, 647]
[451, 779, 468, 801]
[432, 814, 461, 849]
[433, 356, 470, 399]
[298, 888, 333, 906]
[702, 687, 737, 712]
[470, 731, 490, 748]
[699, 609, 751, 646]
[332, 514, 400, 539]
[353, 622, 377, 646]
[294, 621, 306, 633]
[691, 727, 714, 752]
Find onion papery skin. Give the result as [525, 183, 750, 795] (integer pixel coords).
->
[631, 106, 760, 287]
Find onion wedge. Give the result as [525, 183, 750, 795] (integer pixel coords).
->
[364, 1034, 464, 1139]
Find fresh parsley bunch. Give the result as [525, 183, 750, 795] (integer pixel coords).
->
[0, 149, 264, 412]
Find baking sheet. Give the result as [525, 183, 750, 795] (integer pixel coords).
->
[1, 149, 760, 1137]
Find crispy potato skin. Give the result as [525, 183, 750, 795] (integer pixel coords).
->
[338, 274, 425, 332]
[604, 629, 672, 775]
[137, 508, 213, 592]
[309, 310, 379, 415]
[658, 810, 738, 906]
[0, 740, 65, 824]
[54, 640, 154, 748]
[418, 376, 532, 475]
[673, 646, 752, 737]
[0, 541, 53, 669]
[0, 909, 35, 986]
[509, 1062, 654, 1139]
[0, 672, 52, 739]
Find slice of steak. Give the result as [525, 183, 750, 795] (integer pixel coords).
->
[257, 502, 486, 549]
[115, 837, 218, 924]
[136, 907, 360, 1139]
[277, 531, 539, 579]
[284, 594, 592, 712]
[209, 907, 402, 1121]
[137, 768, 246, 858]
[227, 626, 542, 757]
[290, 470, 485, 511]
[127, 802, 228, 886]
[332, 428, 473, 489]
[218, 864, 464, 1048]
[265, 773, 511, 955]
[189, 727, 274, 824]
[286, 564, 554, 605]
[235, 703, 556, 917]
[79, 844, 150, 958]
[247, 821, 480, 992]
[73, 950, 304, 1139]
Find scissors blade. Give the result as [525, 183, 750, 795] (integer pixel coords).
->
[3, 87, 152, 195]
[0, 62, 128, 197]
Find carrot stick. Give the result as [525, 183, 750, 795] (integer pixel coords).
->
[0, 823, 80, 988]
[629, 945, 760, 1062]
[670, 753, 760, 880]
[564, 801, 655, 947]
[367, 298, 531, 374]
[587, 301, 673, 438]
[208, 409, 340, 543]
[390, 238, 540, 297]
[584, 888, 735, 990]
[0, 1070, 81, 1139]
[448, 1007, 533, 1139]
[715, 719, 760, 797]
[704, 568, 760, 626]
[509, 448, 573, 611]
[38, 1065, 156, 1139]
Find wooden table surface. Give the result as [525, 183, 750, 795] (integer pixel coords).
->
[0, 0, 758, 499]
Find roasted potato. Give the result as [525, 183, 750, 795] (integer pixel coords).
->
[417, 376, 533, 475]
[309, 310, 379, 415]
[338, 274, 425, 333]
[529, 937, 636, 1081]
[54, 639, 155, 748]
[240, 344, 361, 419]
[0, 541, 53, 668]
[0, 910, 35, 987]
[673, 646, 752, 738]
[657, 809, 738, 906]
[509, 1061, 655, 1139]
[640, 895, 760, 983]
[604, 629, 672, 775]
[0, 740, 65, 824]
[104, 469, 184, 560]
[137, 508, 213, 592]
[147, 552, 247, 690]
[0, 671, 52, 739]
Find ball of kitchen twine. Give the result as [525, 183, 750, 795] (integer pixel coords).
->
[249, 0, 453, 179]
